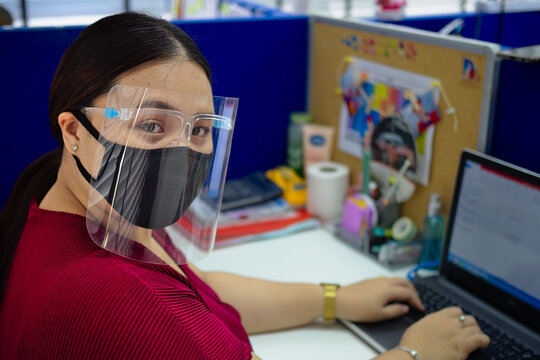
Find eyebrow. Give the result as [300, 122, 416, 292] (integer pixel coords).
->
[140, 99, 215, 115]
[140, 100, 179, 112]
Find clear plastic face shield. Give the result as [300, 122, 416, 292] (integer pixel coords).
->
[73, 84, 237, 264]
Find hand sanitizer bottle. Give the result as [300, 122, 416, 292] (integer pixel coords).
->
[419, 193, 445, 263]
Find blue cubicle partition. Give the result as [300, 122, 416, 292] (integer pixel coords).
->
[382, 11, 540, 174]
[0, 16, 309, 208]
[1, 12, 538, 209]
[221, 0, 290, 17]
[490, 59, 540, 173]
[382, 11, 540, 48]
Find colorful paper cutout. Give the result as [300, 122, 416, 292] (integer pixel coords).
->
[337, 57, 441, 186]
[463, 58, 476, 79]
[341, 34, 418, 60]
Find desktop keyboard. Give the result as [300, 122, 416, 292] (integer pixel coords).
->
[409, 283, 539, 360]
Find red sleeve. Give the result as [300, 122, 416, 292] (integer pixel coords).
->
[18, 260, 253, 360]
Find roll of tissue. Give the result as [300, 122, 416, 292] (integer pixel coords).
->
[306, 162, 350, 222]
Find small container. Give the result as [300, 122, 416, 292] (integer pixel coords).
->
[419, 193, 445, 263]
[302, 123, 335, 176]
[378, 240, 421, 266]
[286, 112, 312, 177]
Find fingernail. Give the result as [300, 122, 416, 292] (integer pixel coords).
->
[402, 305, 409, 313]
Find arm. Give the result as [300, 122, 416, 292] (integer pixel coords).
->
[190, 265, 424, 334]
[200, 271, 325, 334]
[192, 266, 489, 360]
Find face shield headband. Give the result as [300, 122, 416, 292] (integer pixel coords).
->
[70, 84, 238, 265]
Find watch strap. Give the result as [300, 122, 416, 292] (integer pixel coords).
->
[320, 283, 340, 322]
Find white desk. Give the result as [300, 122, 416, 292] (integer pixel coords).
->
[197, 227, 412, 360]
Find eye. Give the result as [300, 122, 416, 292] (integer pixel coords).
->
[138, 122, 164, 134]
[192, 126, 210, 137]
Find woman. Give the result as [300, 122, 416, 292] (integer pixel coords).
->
[0, 12, 489, 359]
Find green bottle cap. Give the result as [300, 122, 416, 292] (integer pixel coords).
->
[290, 112, 313, 124]
[373, 227, 392, 237]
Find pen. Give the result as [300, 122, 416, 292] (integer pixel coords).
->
[381, 158, 411, 205]
[363, 116, 374, 195]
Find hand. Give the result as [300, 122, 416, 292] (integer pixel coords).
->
[399, 307, 490, 360]
[335, 277, 425, 322]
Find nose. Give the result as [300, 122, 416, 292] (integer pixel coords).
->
[182, 122, 192, 143]
[171, 121, 191, 146]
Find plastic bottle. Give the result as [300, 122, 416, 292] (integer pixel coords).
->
[419, 193, 445, 263]
[286, 112, 312, 177]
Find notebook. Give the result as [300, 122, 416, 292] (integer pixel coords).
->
[341, 149, 540, 359]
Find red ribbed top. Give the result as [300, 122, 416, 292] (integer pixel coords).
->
[0, 203, 253, 359]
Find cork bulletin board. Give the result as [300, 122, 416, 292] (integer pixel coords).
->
[308, 16, 500, 226]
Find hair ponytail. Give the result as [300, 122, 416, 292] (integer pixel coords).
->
[0, 149, 61, 298]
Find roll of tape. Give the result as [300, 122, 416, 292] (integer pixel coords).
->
[307, 162, 350, 222]
[391, 217, 417, 242]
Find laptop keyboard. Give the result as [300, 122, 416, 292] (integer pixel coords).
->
[409, 283, 539, 360]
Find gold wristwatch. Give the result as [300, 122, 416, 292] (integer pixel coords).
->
[320, 283, 340, 322]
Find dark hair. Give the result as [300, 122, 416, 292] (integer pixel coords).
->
[0, 12, 211, 300]
[0, 5, 13, 26]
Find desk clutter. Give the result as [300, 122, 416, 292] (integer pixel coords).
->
[215, 110, 445, 269]
[335, 190, 445, 269]
[283, 111, 444, 269]
[215, 163, 443, 270]
[213, 170, 318, 248]
[326, 196, 444, 270]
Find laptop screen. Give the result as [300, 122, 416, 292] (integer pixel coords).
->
[446, 158, 540, 311]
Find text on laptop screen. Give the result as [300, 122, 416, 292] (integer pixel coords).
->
[447, 159, 540, 311]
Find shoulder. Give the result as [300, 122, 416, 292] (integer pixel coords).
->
[20, 257, 252, 360]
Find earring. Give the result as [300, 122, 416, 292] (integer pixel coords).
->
[72, 144, 78, 151]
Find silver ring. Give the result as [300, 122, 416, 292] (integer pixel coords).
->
[459, 314, 466, 326]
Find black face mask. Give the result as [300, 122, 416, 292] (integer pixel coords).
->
[71, 110, 212, 230]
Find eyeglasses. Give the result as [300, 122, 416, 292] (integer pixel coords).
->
[82, 106, 232, 151]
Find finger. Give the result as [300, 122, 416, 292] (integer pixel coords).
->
[460, 324, 485, 337]
[460, 333, 490, 356]
[438, 306, 463, 317]
[387, 278, 425, 311]
[380, 303, 410, 320]
[389, 277, 417, 290]
[461, 315, 479, 328]
[386, 287, 424, 312]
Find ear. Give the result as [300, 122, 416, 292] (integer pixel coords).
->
[58, 112, 80, 155]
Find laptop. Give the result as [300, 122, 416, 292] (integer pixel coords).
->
[341, 149, 540, 359]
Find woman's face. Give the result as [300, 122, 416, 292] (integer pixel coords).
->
[100, 60, 213, 144]
[69, 59, 215, 232]
[80, 59, 214, 179]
